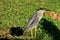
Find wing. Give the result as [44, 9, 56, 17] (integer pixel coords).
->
[26, 13, 39, 31]
[27, 13, 37, 26]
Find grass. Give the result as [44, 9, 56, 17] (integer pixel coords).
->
[0, 0, 60, 40]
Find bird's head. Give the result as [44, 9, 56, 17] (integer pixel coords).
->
[38, 8, 52, 11]
[37, 8, 52, 14]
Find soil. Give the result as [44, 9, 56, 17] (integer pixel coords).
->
[46, 11, 60, 21]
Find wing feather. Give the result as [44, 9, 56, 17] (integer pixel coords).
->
[27, 13, 37, 26]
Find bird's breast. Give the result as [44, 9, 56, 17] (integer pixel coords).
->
[37, 13, 43, 21]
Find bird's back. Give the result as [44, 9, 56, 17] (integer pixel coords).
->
[26, 10, 44, 32]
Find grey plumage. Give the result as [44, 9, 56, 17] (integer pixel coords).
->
[26, 9, 45, 32]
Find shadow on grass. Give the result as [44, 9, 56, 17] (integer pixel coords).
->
[0, 37, 25, 40]
[0, 38, 9, 40]
[41, 18, 60, 40]
[10, 27, 23, 36]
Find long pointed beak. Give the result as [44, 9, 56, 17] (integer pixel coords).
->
[45, 8, 52, 11]
[38, 8, 52, 11]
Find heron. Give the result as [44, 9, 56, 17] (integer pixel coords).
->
[26, 8, 51, 37]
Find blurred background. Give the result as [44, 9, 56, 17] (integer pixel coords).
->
[0, 0, 60, 40]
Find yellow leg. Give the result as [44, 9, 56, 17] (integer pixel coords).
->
[31, 30, 33, 38]
[35, 27, 37, 37]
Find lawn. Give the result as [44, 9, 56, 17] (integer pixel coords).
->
[0, 0, 60, 40]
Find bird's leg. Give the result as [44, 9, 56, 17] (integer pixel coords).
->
[34, 27, 37, 37]
[31, 29, 33, 38]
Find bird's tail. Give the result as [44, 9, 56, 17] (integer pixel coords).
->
[26, 26, 30, 32]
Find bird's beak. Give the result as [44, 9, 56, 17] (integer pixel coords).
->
[45, 8, 52, 11]
[38, 8, 52, 11]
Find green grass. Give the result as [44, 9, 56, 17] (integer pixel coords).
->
[0, 0, 60, 40]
